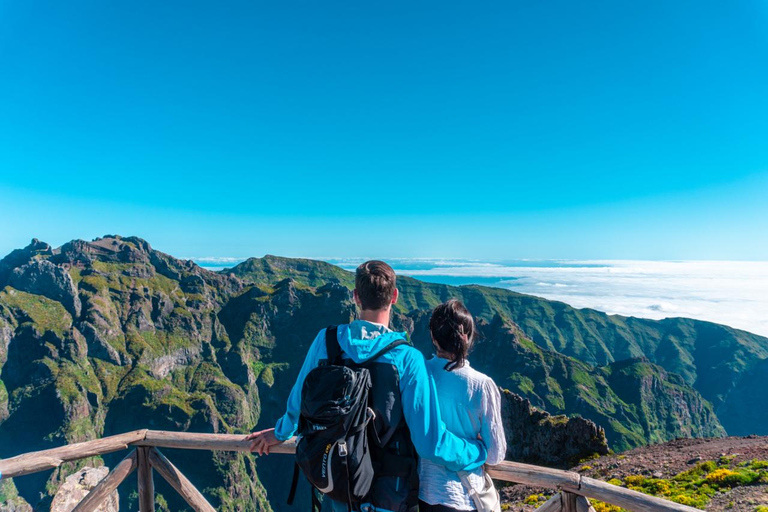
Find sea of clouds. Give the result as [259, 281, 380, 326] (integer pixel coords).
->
[194, 257, 768, 337]
[332, 259, 768, 337]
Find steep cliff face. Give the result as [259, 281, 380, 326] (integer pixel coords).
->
[0, 237, 266, 511]
[602, 358, 725, 444]
[499, 391, 608, 467]
[0, 237, 757, 510]
[715, 356, 768, 436]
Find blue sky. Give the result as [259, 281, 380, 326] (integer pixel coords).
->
[1, 0, 767, 260]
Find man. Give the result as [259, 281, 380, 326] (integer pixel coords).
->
[247, 260, 487, 512]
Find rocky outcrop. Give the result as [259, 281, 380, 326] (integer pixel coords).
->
[0, 479, 33, 512]
[149, 346, 201, 378]
[8, 260, 82, 318]
[501, 390, 609, 467]
[0, 315, 12, 367]
[50, 466, 118, 512]
[78, 321, 125, 365]
[53, 236, 150, 267]
[0, 239, 52, 289]
[0, 500, 33, 512]
[0, 316, 9, 421]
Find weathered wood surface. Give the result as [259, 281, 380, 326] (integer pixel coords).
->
[486, 461, 580, 491]
[138, 430, 298, 454]
[137, 447, 155, 512]
[562, 491, 578, 512]
[71, 450, 137, 512]
[0, 430, 147, 479]
[534, 492, 564, 512]
[147, 448, 215, 512]
[579, 476, 701, 512]
[575, 495, 596, 512]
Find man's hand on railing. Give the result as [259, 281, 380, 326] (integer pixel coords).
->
[245, 428, 281, 455]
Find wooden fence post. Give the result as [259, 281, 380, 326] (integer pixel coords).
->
[534, 492, 564, 512]
[562, 491, 578, 512]
[147, 447, 215, 512]
[137, 447, 155, 512]
[575, 495, 597, 512]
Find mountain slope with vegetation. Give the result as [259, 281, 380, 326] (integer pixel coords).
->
[0, 236, 764, 510]
[230, 254, 765, 438]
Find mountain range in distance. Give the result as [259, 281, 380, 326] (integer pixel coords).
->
[1, 235, 766, 511]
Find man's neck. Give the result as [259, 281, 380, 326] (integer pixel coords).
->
[359, 308, 391, 327]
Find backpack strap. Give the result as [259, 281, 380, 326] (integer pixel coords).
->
[325, 325, 342, 365]
[362, 338, 411, 364]
[311, 488, 323, 512]
[286, 463, 300, 505]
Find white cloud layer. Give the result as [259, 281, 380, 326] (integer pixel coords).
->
[385, 259, 768, 337]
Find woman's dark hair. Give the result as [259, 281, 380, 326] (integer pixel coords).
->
[429, 299, 476, 371]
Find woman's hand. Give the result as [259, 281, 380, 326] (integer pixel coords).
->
[245, 428, 281, 455]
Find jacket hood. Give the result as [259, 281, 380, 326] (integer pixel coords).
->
[337, 320, 408, 364]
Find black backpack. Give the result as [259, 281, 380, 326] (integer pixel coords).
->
[288, 326, 409, 511]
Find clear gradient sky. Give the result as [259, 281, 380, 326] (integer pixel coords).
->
[1, 1, 767, 260]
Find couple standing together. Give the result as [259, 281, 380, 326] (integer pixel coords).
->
[247, 261, 506, 512]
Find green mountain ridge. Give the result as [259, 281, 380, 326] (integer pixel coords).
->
[229, 252, 766, 435]
[0, 236, 765, 510]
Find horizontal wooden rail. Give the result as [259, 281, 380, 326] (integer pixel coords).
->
[0, 429, 703, 512]
[137, 430, 298, 454]
[0, 430, 146, 479]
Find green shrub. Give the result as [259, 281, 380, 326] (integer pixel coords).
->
[524, 494, 544, 505]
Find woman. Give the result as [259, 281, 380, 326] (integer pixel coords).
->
[419, 299, 507, 512]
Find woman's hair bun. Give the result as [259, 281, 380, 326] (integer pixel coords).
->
[429, 299, 476, 371]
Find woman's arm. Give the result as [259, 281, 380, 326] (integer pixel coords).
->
[479, 379, 507, 466]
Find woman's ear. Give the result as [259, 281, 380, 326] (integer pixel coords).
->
[353, 289, 361, 307]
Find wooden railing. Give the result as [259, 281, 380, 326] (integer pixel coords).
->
[0, 430, 702, 512]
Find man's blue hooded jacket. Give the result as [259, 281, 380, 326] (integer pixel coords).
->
[274, 320, 488, 472]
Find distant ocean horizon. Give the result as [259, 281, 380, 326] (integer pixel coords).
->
[193, 257, 768, 338]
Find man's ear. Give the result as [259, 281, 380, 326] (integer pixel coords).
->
[391, 288, 399, 305]
[353, 289, 361, 307]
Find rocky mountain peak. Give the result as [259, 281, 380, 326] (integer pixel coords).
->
[0, 239, 53, 288]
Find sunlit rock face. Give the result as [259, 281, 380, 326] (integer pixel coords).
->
[9, 259, 82, 318]
[500, 390, 609, 467]
[50, 466, 118, 512]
